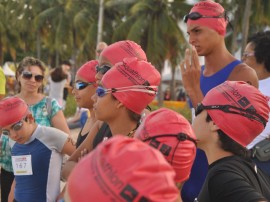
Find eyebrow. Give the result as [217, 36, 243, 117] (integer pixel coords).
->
[187, 25, 200, 34]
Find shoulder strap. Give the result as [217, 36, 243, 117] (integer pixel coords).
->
[45, 96, 52, 120]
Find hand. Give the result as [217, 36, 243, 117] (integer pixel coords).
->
[180, 46, 203, 107]
[78, 148, 89, 161]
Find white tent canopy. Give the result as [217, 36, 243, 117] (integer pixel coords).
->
[3, 62, 15, 76]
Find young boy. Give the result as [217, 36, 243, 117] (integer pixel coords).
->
[193, 81, 270, 201]
[0, 97, 75, 202]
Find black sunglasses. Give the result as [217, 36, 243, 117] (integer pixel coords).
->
[22, 71, 44, 82]
[74, 81, 96, 90]
[95, 65, 111, 75]
[183, 12, 225, 23]
[195, 103, 267, 127]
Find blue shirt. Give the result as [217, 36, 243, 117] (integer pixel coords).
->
[11, 125, 67, 202]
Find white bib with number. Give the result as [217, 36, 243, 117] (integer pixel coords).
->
[12, 155, 33, 176]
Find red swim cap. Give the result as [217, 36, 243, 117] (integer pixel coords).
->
[76, 60, 98, 82]
[66, 136, 179, 202]
[187, 0, 227, 36]
[134, 108, 197, 182]
[102, 57, 161, 114]
[100, 40, 147, 65]
[0, 97, 29, 127]
[202, 81, 270, 147]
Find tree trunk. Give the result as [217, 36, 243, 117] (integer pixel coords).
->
[230, 6, 240, 54]
[241, 0, 252, 55]
[36, 30, 41, 59]
[0, 34, 3, 65]
[170, 65, 176, 101]
[157, 61, 164, 107]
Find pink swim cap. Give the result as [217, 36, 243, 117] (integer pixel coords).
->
[100, 40, 147, 65]
[134, 108, 197, 182]
[202, 81, 269, 147]
[186, 0, 227, 36]
[76, 60, 98, 82]
[66, 136, 179, 202]
[102, 57, 161, 114]
[0, 97, 29, 127]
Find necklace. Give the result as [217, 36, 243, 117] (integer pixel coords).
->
[126, 123, 140, 138]
[102, 123, 140, 142]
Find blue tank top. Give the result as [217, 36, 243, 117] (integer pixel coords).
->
[181, 59, 242, 202]
[200, 60, 242, 96]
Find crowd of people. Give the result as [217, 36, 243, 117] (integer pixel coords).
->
[0, 1, 270, 202]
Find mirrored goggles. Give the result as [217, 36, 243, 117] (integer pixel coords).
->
[195, 103, 267, 127]
[96, 86, 158, 97]
[74, 81, 96, 90]
[1, 117, 27, 136]
[183, 12, 225, 23]
[22, 71, 44, 82]
[95, 65, 111, 75]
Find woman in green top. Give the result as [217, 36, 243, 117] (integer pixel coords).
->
[1, 57, 71, 202]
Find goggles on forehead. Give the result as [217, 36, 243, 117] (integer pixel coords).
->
[142, 133, 197, 165]
[95, 65, 111, 75]
[1, 117, 28, 136]
[96, 85, 158, 97]
[74, 81, 96, 90]
[143, 133, 197, 146]
[183, 12, 225, 23]
[195, 103, 267, 127]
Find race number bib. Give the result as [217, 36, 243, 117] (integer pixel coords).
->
[12, 155, 33, 176]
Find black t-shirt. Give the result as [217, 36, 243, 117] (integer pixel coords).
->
[196, 156, 270, 202]
[92, 122, 112, 149]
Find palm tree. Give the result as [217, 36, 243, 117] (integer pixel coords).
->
[112, 0, 189, 104]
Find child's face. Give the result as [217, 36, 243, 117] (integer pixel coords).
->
[1, 116, 32, 144]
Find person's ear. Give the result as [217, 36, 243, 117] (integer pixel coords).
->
[210, 120, 220, 132]
[116, 101, 124, 109]
[26, 114, 35, 123]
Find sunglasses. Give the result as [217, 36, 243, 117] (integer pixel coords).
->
[242, 52, 254, 58]
[195, 103, 267, 127]
[74, 81, 96, 90]
[22, 71, 44, 82]
[1, 117, 27, 136]
[95, 65, 111, 75]
[183, 12, 225, 23]
[96, 86, 158, 97]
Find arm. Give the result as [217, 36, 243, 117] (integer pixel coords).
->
[61, 136, 76, 156]
[61, 120, 101, 180]
[8, 180, 15, 202]
[67, 109, 82, 123]
[51, 110, 71, 135]
[180, 46, 203, 107]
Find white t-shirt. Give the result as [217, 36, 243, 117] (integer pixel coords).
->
[247, 77, 270, 149]
[48, 76, 67, 107]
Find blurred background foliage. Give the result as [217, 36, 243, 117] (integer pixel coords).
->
[1, 0, 270, 119]
[1, 0, 270, 68]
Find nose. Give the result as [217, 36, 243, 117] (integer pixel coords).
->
[91, 93, 97, 102]
[29, 75, 36, 82]
[72, 87, 76, 95]
[189, 35, 195, 45]
[9, 131, 18, 141]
